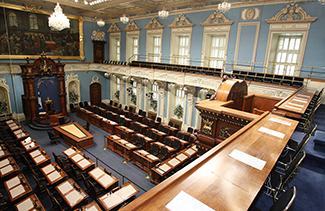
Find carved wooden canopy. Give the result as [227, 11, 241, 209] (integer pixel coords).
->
[169, 14, 194, 28]
[144, 17, 165, 30]
[201, 11, 234, 27]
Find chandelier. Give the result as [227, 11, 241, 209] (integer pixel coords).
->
[317, 0, 325, 5]
[97, 18, 105, 27]
[120, 14, 129, 24]
[158, 8, 169, 19]
[48, 3, 70, 31]
[218, 0, 231, 13]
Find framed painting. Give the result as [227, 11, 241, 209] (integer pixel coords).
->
[0, 3, 85, 60]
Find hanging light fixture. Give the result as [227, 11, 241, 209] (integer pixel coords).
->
[97, 18, 105, 27]
[317, 0, 325, 5]
[158, 8, 169, 19]
[48, 3, 70, 31]
[120, 14, 129, 24]
[218, 0, 231, 13]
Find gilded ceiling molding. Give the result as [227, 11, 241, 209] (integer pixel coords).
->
[107, 23, 122, 33]
[144, 17, 165, 30]
[201, 11, 234, 27]
[266, 3, 317, 24]
[124, 20, 141, 32]
[169, 14, 194, 28]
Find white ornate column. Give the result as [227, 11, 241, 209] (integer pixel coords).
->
[185, 86, 195, 128]
[195, 88, 208, 129]
[136, 80, 143, 110]
[120, 77, 126, 105]
[158, 81, 166, 121]
[166, 82, 175, 122]
[143, 79, 149, 111]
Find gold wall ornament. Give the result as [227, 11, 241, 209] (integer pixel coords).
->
[202, 118, 213, 136]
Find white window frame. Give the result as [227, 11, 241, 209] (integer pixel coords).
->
[110, 33, 121, 61]
[145, 18, 164, 63]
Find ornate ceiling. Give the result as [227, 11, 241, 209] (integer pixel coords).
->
[11, 0, 244, 21]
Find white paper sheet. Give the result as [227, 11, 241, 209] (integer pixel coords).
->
[57, 181, 73, 195]
[78, 159, 91, 169]
[229, 149, 266, 170]
[6, 176, 20, 189]
[89, 168, 104, 180]
[48, 171, 61, 182]
[30, 150, 41, 158]
[65, 189, 82, 206]
[185, 148, 195, 156]
[156, 164, 171, 175]
[71, 154, 83, 162]
[16, 197, 34, 211]
[269, 117, 292, 126]
[0, 158, 9, 168]
[98, 174, 114, 188]
[168, 158, 180, 167]
[176, 154, 188, 162]
[287, 102, 304, 107]
[0, 165, 13, 175]
[257, 127, 285, 139]
[297, 94, 309, 98]
[34, 155, 46, 164]
[292, 98, 307, 103]
[64, 148, 76, 157]
[0, 151, 4, 157]
[166, 191, 215, 211]
[119, 184, 136, 199]
[10, 184, 25, 199]
[42, 164, 55, 175]
[284, 105, 302, 110]
[102, 193, 123, 209]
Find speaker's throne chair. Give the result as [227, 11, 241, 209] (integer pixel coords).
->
[44, 97, 55, 115]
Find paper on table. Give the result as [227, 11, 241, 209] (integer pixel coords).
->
[65, 190, 83, 206]
[57, 181, 73, 195]
[156, 164, 171, 175]
[102, 192, 123, 209]
[48, 171, 61, 182]
[269, 117, 292, 126]
[16, 197, 34, 211]
[78, 159, 91, 169]
[229, 149, 266, 170]
[30, 150, 41, 158]
[6, 176, 20, 189]
[90, 168, 104, 180]
[288, 102, 304, 107]
[119, 184, 136, 199]
[24, 137, 32, 144]
[0, 151, 4, 157]
[71, 154, 83, 162]
[0, 158, 9, 167]
[98, 174, 114, 187]
[42, 164, 55, 174]
[284, 105, 302, 110]
[10, 184, 25, 199]
[297, 94, 309, 98]
[292, 98, 307, 103]
[86, 206, 98, 211]
[102, 118, 107, 122]
[34, 155, 46, 164]
[64, 148, 76, 157]
[168, 158, 180, 167]
[111, 135, 119, 139]
[166, 191, 215, 211]
[0, 165, 13, 175]
[126, 143, 136, 148]
[185, 148, 195, 156]
[176, 154, 188, 162]
[257, 127, 285, 139]
[147, 154, 159, 161]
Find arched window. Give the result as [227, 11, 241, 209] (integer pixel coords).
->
[29, 14, 38, 30]
[9, 13, 18, 27]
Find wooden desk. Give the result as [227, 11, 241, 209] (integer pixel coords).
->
[55, 179, 88, 209]
[49, 113, 64, 126]
[76, 107, 93, 122]
[151, 129, 167, 142]
[5, 174, 32, 202]
[167, 136, 190, 150]
[29, 148, 51, 167]
[90, 114, 104, 128]
[88, 166, 119, 190]
[136, 134, 155, 150]
[102, 119, 118, 134]
[98, 182, 139, 211]
[152, 142, 176, 158]
[13, 129, 29, 140]
[14, 194, 45, 211]
[133, 150, 160, 174]
[115, 126, 135, 141]
[20, 137, 40, 152]
[106, 135, 121, 152]
[40, 162, 68, 185]
[132, 122, 149, 135]
[75, 201, 102, 211]
[0, 144, 11, 159]
[0, 157, 19, 178]
[6, 120, 20, 132]
[120, 113, 298, 211]
[62, 146, 79, 158]
[109, 138, 138, 161]
[70, 151, 95, 171]
[53, 122, 94, 149]
[274, 87, 316, 119]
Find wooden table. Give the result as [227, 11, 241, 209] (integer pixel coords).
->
[40, 162, 68, 185]
[70, 151, 95, 171]
[14, 194, 45, 211]
[136, 133, 155, 150]
[75, 201, 102, 211]
[62, 146, 79, 158]
[132, 122, 149, 135]
[167, 136, 190, 150]
[55, 178, 88, 209]
[88, 166, 119, 190]
[0, 157, 19, 178]
[29, 148, 51, 167]
[120, 113, 298, 211]
[102, 119, 118, 134]
[90, 114, 104, 128]
[53, 122, 94, 149]
[76, 107, 93, 122]
[108, 137, 138, 161]
[5, 174, 32, 202]
[0, 144, 11, 159]
[152, 142, 176, 158]
[20, 137, 40, 152]
[115, 126, 135, 141]
[133, 150, 160, 174]
[98, 182, 139, 211]
[13, 129, 29, 140]
[151, 129, 167, 142]
[6, 120, 20, 132]
[274, 87, 317, 119]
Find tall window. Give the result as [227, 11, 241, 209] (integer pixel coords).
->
[132, 37, 139, 61]
[129, 80, 137, 105]
[178, 36, 189, 65]
[209, 35, 226, 68]
[29, 14, 38, 30]
[9, 13, 18, 27]
[127, 34, 139, 62]
[153, 37, 161, 62]
[110, 37, 120, 61]
[273, 35, 302, 76]
[175, 88, 185, 107]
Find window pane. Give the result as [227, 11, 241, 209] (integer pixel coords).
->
[287, 53, 293, 63]
[278, 37, 284, 50]
[281, 53, 286, 62]
[283, 38, 289, 50]
[289, 38, 295, 50]
[295, 38, 301, 50]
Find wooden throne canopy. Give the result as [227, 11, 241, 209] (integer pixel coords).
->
[20, 54, 67, 123]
